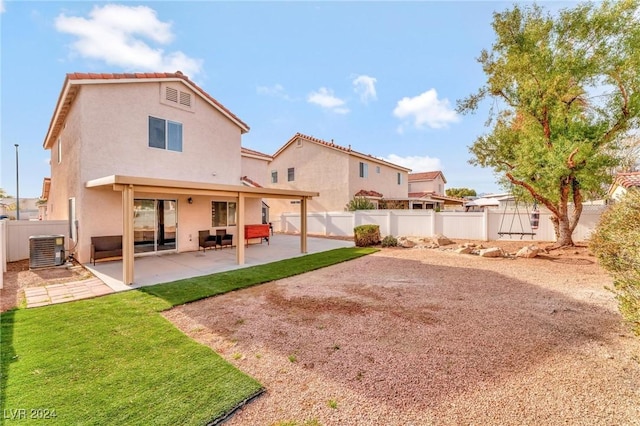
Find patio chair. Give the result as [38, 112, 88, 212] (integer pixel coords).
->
[216, 229, 233, 249]
[199, 230, 219, 253]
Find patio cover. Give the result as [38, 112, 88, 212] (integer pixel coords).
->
[86, 175, 318, 285]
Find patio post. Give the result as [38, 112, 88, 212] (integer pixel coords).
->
[122, 184, 135, 285]
[237, 193, 245, 265]
[301, 196, 308, 253]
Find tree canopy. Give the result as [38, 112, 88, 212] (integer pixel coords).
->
[458, 0, 640, 245]
[446, 187, 477, 198]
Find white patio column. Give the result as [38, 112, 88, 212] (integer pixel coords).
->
[122, 184, 135, 285]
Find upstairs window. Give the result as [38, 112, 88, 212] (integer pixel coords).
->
[288, 167, 295, 182]
[57, 137, 62, 164]
[359, 162, 368, 178]
[376, 166, 381, 174]
[271, 170, 278, 183]
[149, 116, 183, 152]
[397, 172, 402, 185]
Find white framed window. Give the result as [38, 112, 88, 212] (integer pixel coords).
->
[212, 201, 237, 227]
[288, 167, 295, 182]
[57, 137, 62, 164]
[376, 166, 380, 174]
[149, 116, 183, 152]
[359, 162, 368, 178]
[271, 170, 278, 183]
[397, 172, 402, 185]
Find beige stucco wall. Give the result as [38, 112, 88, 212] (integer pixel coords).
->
[348, 156, 409, 200]
[241, 154, 269, 185]
[45, 80, 255, 263]
[409, 176, 446, 195]
[267, 139, 350, 216]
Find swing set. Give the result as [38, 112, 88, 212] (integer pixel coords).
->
[497, 194, 539, 239]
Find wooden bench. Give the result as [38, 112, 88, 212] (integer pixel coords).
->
[245, 224, 270, 246]
[91, 235, 123, 265]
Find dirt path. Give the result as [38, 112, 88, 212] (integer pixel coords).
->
[165, 245, 640, 426]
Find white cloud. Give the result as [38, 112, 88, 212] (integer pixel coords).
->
[393, 89, 459, 131]
[0, 1, 5, 13]
[352, 74, 377, 103]
[307, 87, 350, 114]
[381, 154, 443, 173]
[257, 84, 291, 100]
[55, 4, 203, 78]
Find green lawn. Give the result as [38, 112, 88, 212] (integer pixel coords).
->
[1, 247, 376, 425]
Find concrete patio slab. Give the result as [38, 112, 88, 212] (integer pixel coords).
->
[86, 234, 354, 292]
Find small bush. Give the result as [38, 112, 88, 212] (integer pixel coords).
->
[590, 189, 640, 335]
[345, 196, 375, 211]
[381, 235, 398, 247]
[354, 224, 380, 247]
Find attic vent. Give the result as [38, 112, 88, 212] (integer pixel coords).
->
[179, 91, 191, 107]
[166, 87, 178, 103]
[161, 84, 193, 111]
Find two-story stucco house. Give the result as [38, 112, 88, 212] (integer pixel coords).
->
[406, 171, 464, 210]
[42, 72, 316, 284]
[266, 133, 411, 216]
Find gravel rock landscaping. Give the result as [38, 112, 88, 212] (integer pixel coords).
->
[165, 243, 640, 426]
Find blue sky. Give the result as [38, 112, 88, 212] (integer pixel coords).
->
[1, 1, 570, 199]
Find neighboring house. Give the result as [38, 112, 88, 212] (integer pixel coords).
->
[0, 197, 41, 220]
[240, 146, 273, 223]
[608, 171, 640, 201]
[41, 72, 317, 284]
[405, 171, 464, 210]
[266, 132, 411, 215]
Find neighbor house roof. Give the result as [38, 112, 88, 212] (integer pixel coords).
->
[241, 147, 272, 160]
[241, 176, 263, 188]
[41, 177, 51, 200]
[273, 132, 412, 172]
[408, 171, 447, 184]
[44, 71, 250, 149]
[613, 171, 640, 189]
[355, 189, 383, 198]
[408, 191, 464, 205]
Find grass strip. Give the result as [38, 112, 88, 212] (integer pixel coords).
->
[1, 247, 376, 425]
[141, 247, 378, 306]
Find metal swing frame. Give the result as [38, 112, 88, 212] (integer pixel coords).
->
[497, 195, 537, 239]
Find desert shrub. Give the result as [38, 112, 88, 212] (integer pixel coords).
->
[345, 196, 375, 211]
[354, 224, 380, 247]
[590, 189, 640, 335]
[381, 235, 398, 247]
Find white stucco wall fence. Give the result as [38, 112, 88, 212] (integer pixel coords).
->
[1, 220, 70, 265]
[278, 206, 606, 243]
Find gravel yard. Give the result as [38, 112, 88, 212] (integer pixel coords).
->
[165, 244, 640, 426]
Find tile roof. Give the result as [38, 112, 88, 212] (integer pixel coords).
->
[241, 176, 263, 188]
[44, 71, 249, 149]
[355, 189, 383, 198]
[614, 171, 640, 188]
[241, 146, 272, 160]
[408, 171, 446, 183]
[275, 132, 412, 172]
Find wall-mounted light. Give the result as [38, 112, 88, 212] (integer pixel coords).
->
[187, 197, 193, 204]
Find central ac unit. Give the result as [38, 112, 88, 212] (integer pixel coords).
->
[29, 235, 65, 269]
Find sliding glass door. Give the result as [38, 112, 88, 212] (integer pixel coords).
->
[133, 199, 177, 254]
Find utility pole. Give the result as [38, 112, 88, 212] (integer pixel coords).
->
[15, 144, 20, 220]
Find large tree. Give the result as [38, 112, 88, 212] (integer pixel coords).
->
[458, 0, 640, 246]
[446, 187, 477, 198]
